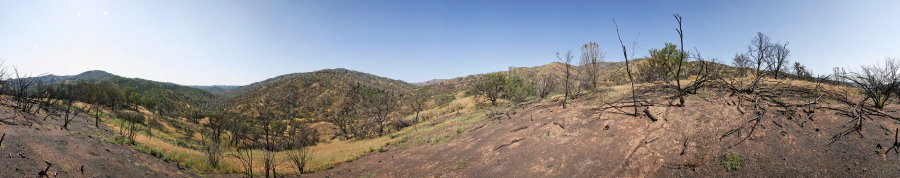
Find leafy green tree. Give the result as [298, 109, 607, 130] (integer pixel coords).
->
[645, 43, 687, 82]
[504, 73, 535, 103]
[405, 89, 431, 123]
[473, 73, 507, 106]
[471, 72, 535, 106]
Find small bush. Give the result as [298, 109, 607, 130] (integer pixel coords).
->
[448, 160, 467, 170]
[722, 153, 743, 171]
[434, 93, 455, 107]
[376, 146, 387, 152]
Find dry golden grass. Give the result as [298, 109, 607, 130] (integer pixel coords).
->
[95, 92, 484, 175]
[304, 137, 395, 171]
[105, 119, 216, 171]
[86, 73, 874, 177]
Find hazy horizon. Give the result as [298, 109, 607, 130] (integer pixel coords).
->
[2, 0, 899, 85]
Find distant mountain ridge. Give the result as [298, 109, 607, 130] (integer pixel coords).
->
[30, 70, 216, 116]
[224, 68, 417, 117]
[412, 79, 447, 86]
[32, 70, 117, 83]
[22, 63, 638, 119]
[187, 85, 240, 94]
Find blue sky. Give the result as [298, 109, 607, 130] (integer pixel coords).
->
[1, 0, 898, 85]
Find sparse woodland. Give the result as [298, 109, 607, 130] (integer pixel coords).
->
[3, 14, 900, 177]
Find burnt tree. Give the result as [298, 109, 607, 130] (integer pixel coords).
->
[673, 14, 687, 106]
[536, 74, 556, 99]
[579, 42, 604, 90]
[746, 32, 773, 92]
[843, 58, 900, 110]
[557, 51, 575, 109]
[613, 19, 639, 116]
[59, 84, 80, 130]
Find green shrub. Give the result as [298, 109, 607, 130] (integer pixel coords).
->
[722, 153, 743, 171]
[433, 93, 455, 107]
[471, 72, 536, 106]
[448, 160, 467, 170]
[503, 74, 535, 103]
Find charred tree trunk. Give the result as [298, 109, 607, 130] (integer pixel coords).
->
[643, 108, 658, 122]
[614, 19, 639, 116]
[674, 14, 686, 107]
[557, 51, 574, 109]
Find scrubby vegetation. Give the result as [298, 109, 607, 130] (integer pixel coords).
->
[3, 13, 900, 178]
[722, 153, 743, 171]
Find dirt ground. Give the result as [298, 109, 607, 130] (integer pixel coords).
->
[3, 83, 900, 177]
[307, 88, 900, 177]
[0, 106, 197, 178]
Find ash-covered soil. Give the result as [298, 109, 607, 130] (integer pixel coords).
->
[0, 107, 196, 178]
[308, 88, 900, 177]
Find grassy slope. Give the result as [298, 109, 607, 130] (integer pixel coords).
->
[98, 90, 486, 175]
[306, 77, 900, 177]
[34, 70, 216, 116]
[88, 62, 819, 176]
[224, 68, 417, 117]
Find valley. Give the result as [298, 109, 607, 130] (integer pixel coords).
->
[2, 1, 899, 177]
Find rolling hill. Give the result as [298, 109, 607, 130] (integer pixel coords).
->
[32, 70, 217, 116]
[187, 85, 240, 94]
[224, 68, 417, 118]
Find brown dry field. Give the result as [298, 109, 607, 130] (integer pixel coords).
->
[3, 79, 900, 177]
[307, 82, 900, 177]
[0, 106, 196, 177]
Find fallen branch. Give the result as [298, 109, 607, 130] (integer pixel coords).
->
[880, 125, 892, 135]
[720, 127, 741, 140]
[510, 126, 528, 133]
[679, 137, 689, 155]
[735, 114, 763, 146]
[862, 107, 900, 121]
[793, 101, 818, 107]
[663, 162, 701, 170]
[38, 160, 52, 177]
[643, 108, 658, 122]
[645, 136, 660, 144]
[552, 122, 566, 129]
[494, 138, 526, 151]
[886, 128, 900, 154]
[800, 111, 815, 127]
[828, 124, 865, 146]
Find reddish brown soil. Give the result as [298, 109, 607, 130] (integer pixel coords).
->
[307, 90, 900, 177]
[0, 107, 196, 177]
[4, 85, 900, 177]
